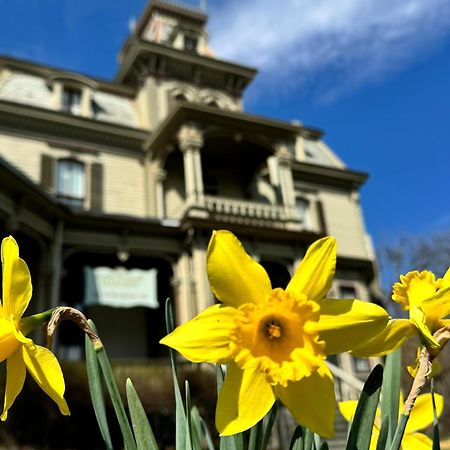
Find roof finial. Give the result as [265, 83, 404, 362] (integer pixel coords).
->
[200, 0, 207, 12]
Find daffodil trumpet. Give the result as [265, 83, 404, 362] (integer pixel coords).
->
[0, 236, 69, 420]
[161, 230, 389, 437]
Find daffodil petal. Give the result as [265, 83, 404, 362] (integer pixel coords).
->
[405, 393, 443, 433]
[206, 230, 271, 307]
[0, 317, 21, 362]
[22, 343, 69, 416]
[1, 236, 32, 320]
[286, 237, 336, 302]
[1, 349, 26, 421]
[410, 307, 439, 348]
[160, 304, 235, 363]
[401, 432, 433, 450]
[351, 319, 416, 357]
[368, 428, 380, 450]
[338, 400, 358, 422]
[421, 285, 450, 323]
[274, 362, 335, 438]
[312, 299, 390, 355]
[216, 362, 275, 435]
[441, 267, 450, 287]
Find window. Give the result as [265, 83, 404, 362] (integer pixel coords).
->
[184, 36, 198, 53]
[353, 356, 371, 373]
[339, 284, 357, 299]
[56, 159, 85, 208]
[62, 87, 82, 115]
[296, 197, 311, 229]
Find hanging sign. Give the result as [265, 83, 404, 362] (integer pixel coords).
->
[83, 266, 159, 309]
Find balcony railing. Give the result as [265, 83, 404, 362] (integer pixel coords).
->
[203, 195, 288, 221]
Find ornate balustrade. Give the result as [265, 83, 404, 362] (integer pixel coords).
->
[203, 195, 288, 221]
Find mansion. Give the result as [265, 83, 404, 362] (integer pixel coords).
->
[0, 0, 379, 402]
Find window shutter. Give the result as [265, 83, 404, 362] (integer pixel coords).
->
[316, 200, 328, 234]
[90, 163, 103, 212]
[40, 154, 55, 192]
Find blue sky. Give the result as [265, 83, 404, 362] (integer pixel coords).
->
[1, 0, 449, 249]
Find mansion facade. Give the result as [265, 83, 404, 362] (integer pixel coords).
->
[0, 0, 379, 399]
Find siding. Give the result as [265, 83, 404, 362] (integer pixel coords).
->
[101, 151, 146, 217]
[0, 133, 146, 217]
[320, 188, 369, 259]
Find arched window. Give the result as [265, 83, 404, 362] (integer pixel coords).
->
[56, 159, 85, 208]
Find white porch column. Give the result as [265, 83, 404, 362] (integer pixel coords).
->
[173, 252, 195, 323]
[177, 124, 204, 205]
[155, 168, 167, 219]
[192, 240, 212, 313]
[275, 143, 296, 214]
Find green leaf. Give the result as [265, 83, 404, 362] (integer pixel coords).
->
[313, 433, 321, 450]
[431, 379, 441, 450]
[345, 364, 383, 450]
[89, 319, 137, 450]
[190, 406, 210, 450]
[248, 419, 263, 450]
[376, 416, 389, 450]
[185, 381, 194, 450]
[85, 325, 113, 450]
[165, 300, 190, 450]
[380, 348, 401, 446]
[304, 428, 314, 450]
[198, 414, 215, 450]
[126, 378, 159, 450]
[289, 426, 305, 450]
[260, 402, 278, 450]
[388, 414, 408, 450]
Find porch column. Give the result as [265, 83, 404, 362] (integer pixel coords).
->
[275, 143, 296, 215]
[177, 124, 204, 205]
[155, 168, 167, 219]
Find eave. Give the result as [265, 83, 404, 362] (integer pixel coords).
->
[144, 102, 321, 154]
[0, 100, 149, 151]
[116, 39, 257, 93]
[0, 55, 135, 97]
[292, 161, 369, 189]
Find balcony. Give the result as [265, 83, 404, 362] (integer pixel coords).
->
[176, 195, 311, 231]
[204, 195, 287, 220]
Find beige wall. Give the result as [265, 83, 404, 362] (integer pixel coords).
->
[320, 187, 370, 259]
[0, 133, 147, 217]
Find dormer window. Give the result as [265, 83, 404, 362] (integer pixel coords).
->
[184, 36, 198, 53]
[56, 158, 85, 208]
[62, 87, 82, 115]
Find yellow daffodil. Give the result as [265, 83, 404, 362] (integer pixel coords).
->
[161, 230, 389, 437]
[0, 236, 69, 420]
[339, 392, 443, 450]
[352, 269, 450, 358]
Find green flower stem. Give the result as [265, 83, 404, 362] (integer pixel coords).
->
[20, 308, 56, 335]
[389, 345, 431, 450]
[95, 343, 137, 450]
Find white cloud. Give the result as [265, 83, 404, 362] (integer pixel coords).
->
[208, 0, 450, 102]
